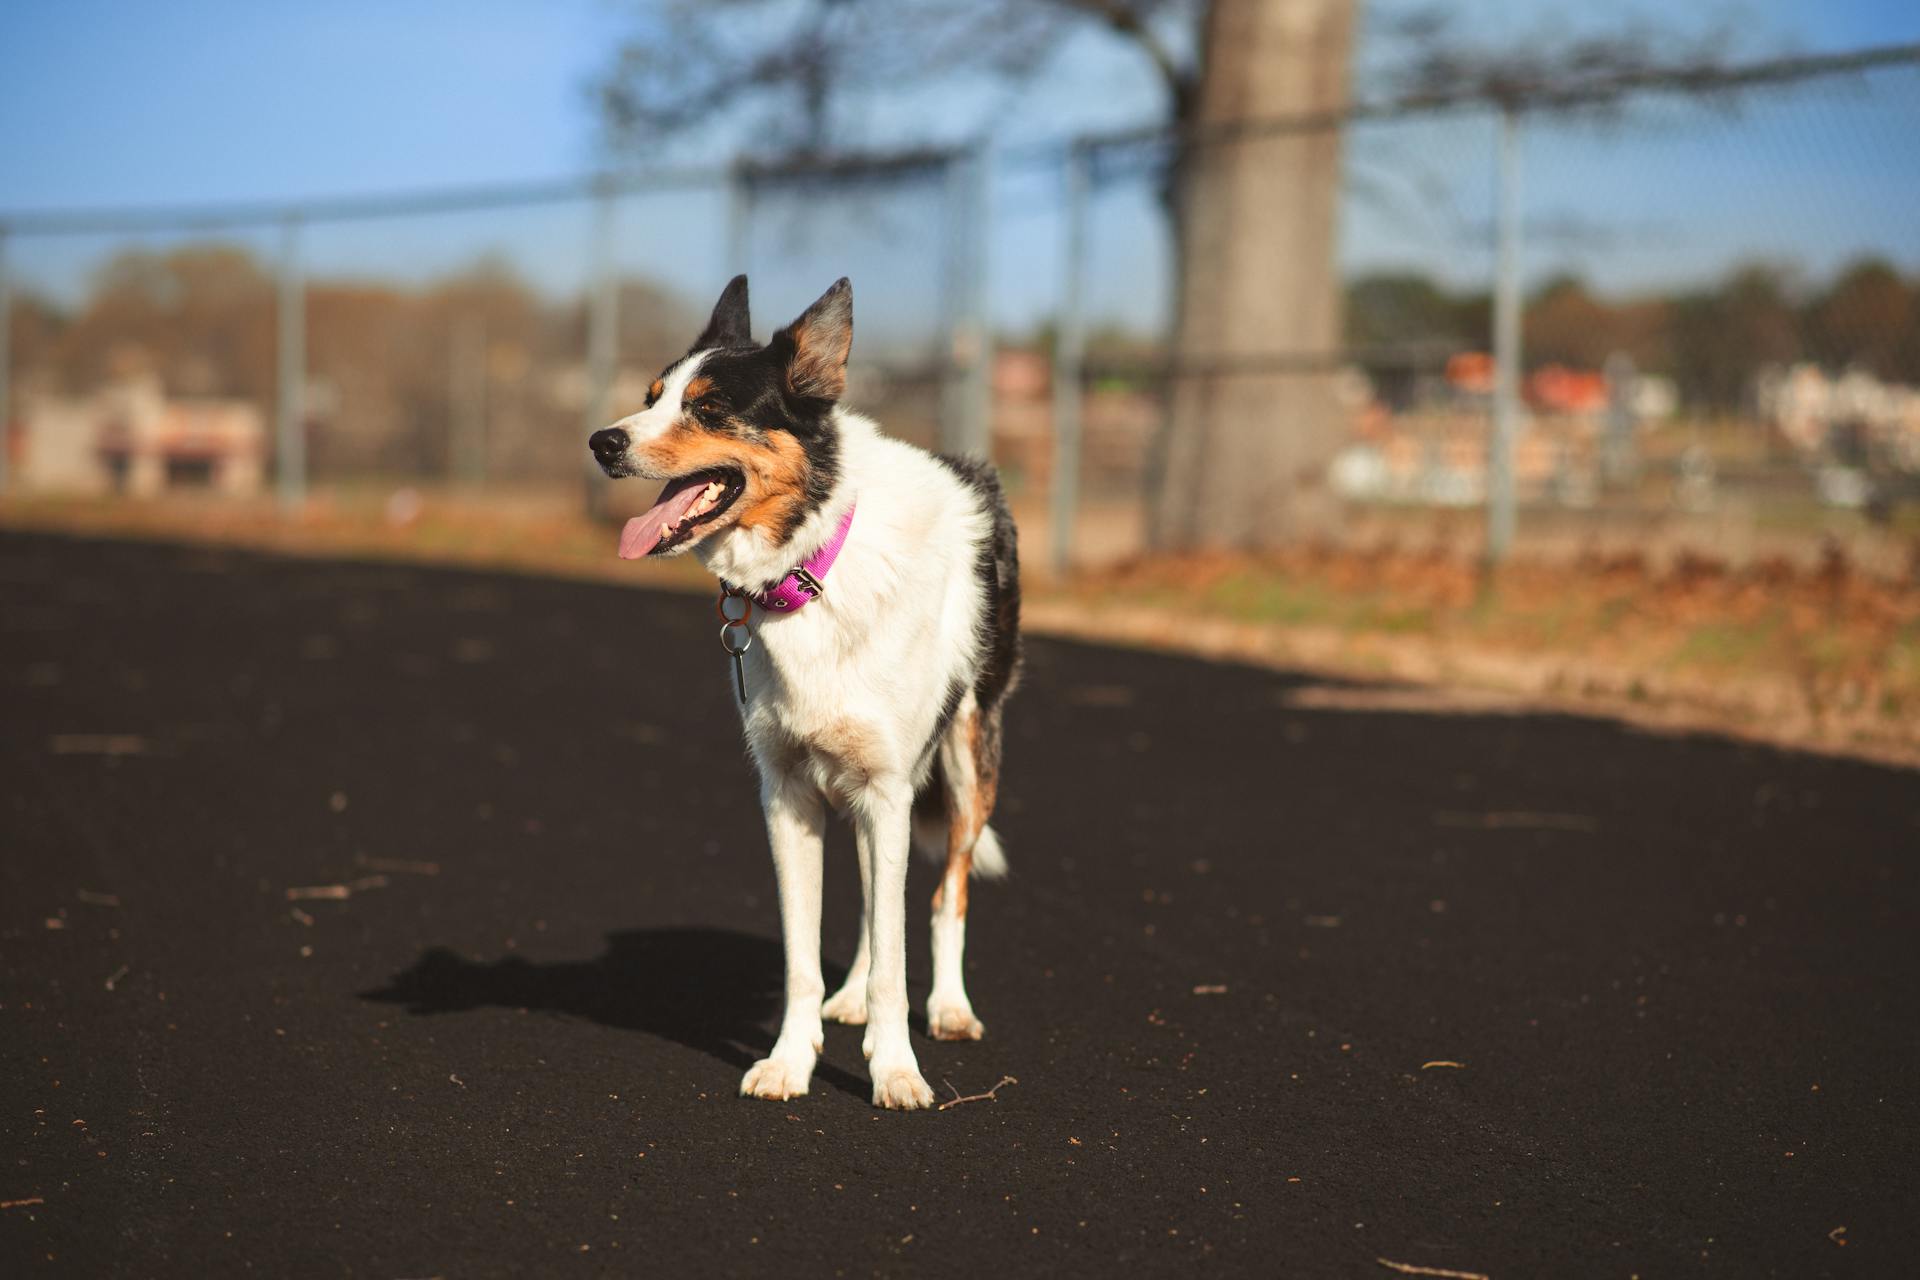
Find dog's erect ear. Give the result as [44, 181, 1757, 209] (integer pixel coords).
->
[692, 274, 752, 351]
[772, 278, 853, 402]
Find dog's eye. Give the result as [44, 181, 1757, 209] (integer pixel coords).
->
[692, 397, 724, 416]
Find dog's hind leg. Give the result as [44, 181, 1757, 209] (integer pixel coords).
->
[927, 695, 1005, 1042]
[740, 774, 828, 1101]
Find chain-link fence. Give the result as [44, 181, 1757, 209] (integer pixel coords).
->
[3, 45, 1917, 572]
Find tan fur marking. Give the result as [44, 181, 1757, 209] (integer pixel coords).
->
[682, 376, 713, 403]
[632, 424, 810, 541]
[810, 719, 884, 778]
[785, 311, 850, 399]
[728, 430, 812, 540]
[938, 708, 992, 920]
[648, 378, 664, 403]
[970, 706, 1000, 819]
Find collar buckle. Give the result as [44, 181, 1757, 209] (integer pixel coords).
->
[789, 566, 826, 600]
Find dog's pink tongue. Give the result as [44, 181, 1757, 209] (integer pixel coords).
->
[618, 475, 709, 559]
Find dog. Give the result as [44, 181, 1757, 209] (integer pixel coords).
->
[588, 276, 1020, 1110]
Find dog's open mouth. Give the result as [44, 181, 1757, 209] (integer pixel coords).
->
[618, 469, 745, 559]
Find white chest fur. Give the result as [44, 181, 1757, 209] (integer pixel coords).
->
[698, 415, 989, 809]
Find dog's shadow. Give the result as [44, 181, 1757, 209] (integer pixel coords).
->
[360, 927, 869, 1099]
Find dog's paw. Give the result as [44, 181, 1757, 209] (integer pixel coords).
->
[927, 1002, 985, 1042]
[870, 1064, 935, 1111]
[821, 985, 868, 1026]
[740, 1055, 813, 1102]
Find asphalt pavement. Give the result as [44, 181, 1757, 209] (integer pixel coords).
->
[3, 529, 1917, 1277]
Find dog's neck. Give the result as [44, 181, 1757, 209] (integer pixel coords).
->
[696, 411, 862, 592]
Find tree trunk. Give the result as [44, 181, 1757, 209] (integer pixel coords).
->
[1148, 0, 1357, 550]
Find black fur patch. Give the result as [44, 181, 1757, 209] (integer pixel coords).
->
[908, 462, 1021, 826]
[932, 454, 1023, 714]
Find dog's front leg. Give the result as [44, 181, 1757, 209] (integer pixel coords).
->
[820, 833, 871, 1025]
[739, 773, 827, 1101]
[857, 778, 935, 1110]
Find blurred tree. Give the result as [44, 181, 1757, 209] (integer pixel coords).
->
[5, 291, 67, 396]
[55, 246, 276, 401]
[596, 0, 1777, 548]
[36, 243, 643, 484]
[1805, 258, 1917, 381]
[1367, 6, 1752, 113]
[599, 1, 1202, 158]
[597, 0, 1360, 548]
[1346, 272, 1477, 349]
[1668, 264, 1801, 411]
[1524, 274, 1667, 372]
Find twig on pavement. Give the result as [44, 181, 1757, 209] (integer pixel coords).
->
[938, 1075, 1017, 1111]
[285, 875, 389, 902]
[1376, 1258, 1490, 1279]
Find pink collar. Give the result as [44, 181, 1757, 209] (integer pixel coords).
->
[733, 503, 855, 613]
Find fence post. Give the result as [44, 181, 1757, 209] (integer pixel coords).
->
[942, 142, 994, 458]
[583, 179, 620, 512]
[451, 315, 487, 486]
[725, 163, 752, 275]
[1487, 104, 1523, 565]
[963, 141, 994, 460]
[276, 215, 306, 512]
[1050, 142, 1090, 578]
[0, 225, 11, 495]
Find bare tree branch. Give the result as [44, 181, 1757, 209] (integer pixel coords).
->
[594, 0, 1201, 161]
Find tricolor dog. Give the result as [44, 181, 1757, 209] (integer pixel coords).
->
[588, 276, 1020, 1110]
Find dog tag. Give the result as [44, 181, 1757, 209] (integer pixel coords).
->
[725, 638, 748, 704]
[717, 588, 753, 706]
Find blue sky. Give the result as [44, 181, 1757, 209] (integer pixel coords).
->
[3, 0, 1917, 335]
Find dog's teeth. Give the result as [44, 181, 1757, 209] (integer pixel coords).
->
[661, 522, 673, 539]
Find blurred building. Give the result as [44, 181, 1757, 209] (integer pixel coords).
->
[1757, 362, 1920, 467]
[16, 375, 266, 497]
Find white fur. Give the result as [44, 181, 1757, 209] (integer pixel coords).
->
[606, 352, 711, 448]
[690, 403, 997, 1110]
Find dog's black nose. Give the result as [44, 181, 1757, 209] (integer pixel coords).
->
[589, 428, 629, 466]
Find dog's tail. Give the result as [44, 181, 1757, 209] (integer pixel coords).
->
[970, 823, 1008, 880]
[911, 794, 1008, 881]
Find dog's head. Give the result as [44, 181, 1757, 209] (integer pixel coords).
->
[589, 275, 850, 559]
